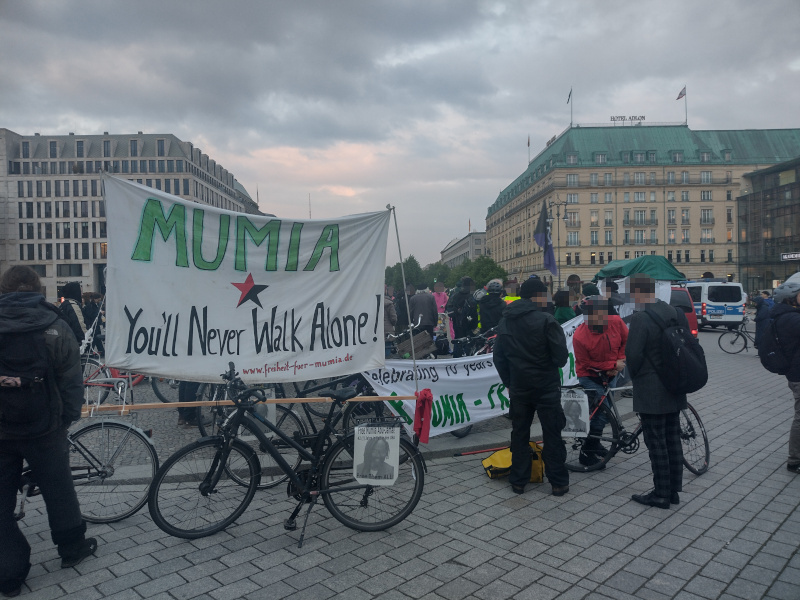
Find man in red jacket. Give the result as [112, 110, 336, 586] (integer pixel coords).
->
[573, 296, 628, 467]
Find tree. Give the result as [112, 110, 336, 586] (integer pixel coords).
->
[385, 255, 423, 292]
[445, 256, 507, 289]
[421, 262, 451, 290]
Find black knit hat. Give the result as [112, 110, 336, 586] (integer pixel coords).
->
[520, 278, 547, 298]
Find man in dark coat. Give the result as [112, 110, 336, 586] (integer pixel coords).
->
[478, 280, 506, 333]
[626, 274, 689, 508]
[408, 288, 439, 338]
[446, 277, 478, 357]
[769, 281, 800, 474]
[494, 278, 570, 496]
[0, 267, 97, 596]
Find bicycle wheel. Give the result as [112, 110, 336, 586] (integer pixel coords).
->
[81, 357, 111, 404]
[450, 425, 473, 438]
[321, 436, 424, 531]
[148, 438, 260, 539]
[69, 421, 158, 523]
[680, 404, 710, 475]
[151, 376, 181, 402]
[564, 403, 620, 472]
[717, 330, 746, 354]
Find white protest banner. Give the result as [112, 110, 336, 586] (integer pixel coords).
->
[363, 323, 582, 438]
[103, 175, 390, 383]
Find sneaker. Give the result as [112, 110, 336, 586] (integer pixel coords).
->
[551, 485, 569, 497]
[578, 451, 605, 470]
[788, 463, 800, 474]
[60, 538, 97, 569]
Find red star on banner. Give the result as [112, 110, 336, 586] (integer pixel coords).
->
[232, 273, 268, 308]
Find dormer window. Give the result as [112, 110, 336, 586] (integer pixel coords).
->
[700, 152, 711, 163]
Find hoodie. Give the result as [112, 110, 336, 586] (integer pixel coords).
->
[494, 299, 568, 397]
[0, 292, 84, 437]
[573, 315, 628, 379]
[769, 302, 800, 382]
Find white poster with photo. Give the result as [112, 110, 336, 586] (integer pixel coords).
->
[353, 424, 400, 486]
[561, 388, 589, 438]
[103, 175, 390, 383]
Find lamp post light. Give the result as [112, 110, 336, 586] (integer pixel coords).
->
[548, 198, 570, 290]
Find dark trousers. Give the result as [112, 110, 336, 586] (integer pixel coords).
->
[509, 391, 569, 488]
[640, 412, 683, 498]
[178, 381, 201, 419]
[0, 427, 86, 590]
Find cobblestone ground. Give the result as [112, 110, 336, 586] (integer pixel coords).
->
[14, 324, 800, 599]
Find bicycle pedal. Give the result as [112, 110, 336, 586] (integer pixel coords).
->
[284, 518, 297, 531]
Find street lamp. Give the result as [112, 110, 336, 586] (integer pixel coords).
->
[548, 198, 570, 290]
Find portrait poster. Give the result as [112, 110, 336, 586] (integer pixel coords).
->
[561, 388, 589, 438]
[353, 424, 400, 486]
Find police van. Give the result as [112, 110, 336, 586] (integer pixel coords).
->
[685, 280, 746, 329]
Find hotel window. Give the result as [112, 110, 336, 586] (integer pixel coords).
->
[608, 252, 613, 261]
[709, 250, 715, 262]
[49, 141, 57, 158]
[574, 253, 580, 265]
[726, 208, 733, 223]
[701, 229, 713, 243]
[634, 230, 645, 244]
[605, 230, 613, 245]
[700, 152, 710, 163]
[724, 151, 731, 161]
[590, 173, 598, 186]
[681, 209, 690, 224]
[635, 251, 646, 258]
[599, 252, 605, 264]
[148, 160, 156, 172]
[590, 193, 598, 203]
[565, 253, 571, 266]
[17, 181, 24, 197]
[566, 174, 578, 186]
[566, 193, 578, 204]
[591, 232, 598, 246]
[604, 210, 613, 226]
[140, 160, 147, 172]
[624, 173, 630, 185]
[624, 252, 630, 259]
[590, 251, 596, 264]
[650, 192, 656, 202]
[648, 152, 656, 163]
[701, 190, 712, 201]
[634, 192, 645, 203]
[76, 141, 84, 158]
[634, 153, 645, 163]
[590, 210, 599, 226]
[158, 160, 165, 173]
[604, 192, 612, 203]
[668, 209, 676, 225]
[727, 249, 733, 262]
[130, 139, 138, 156]
[668, 250, 673, 262]
[595, 154, 607, 164]
[624, 192, 630, 203]
[167, 160, 174, 172]
[157, 139, 165, 157]
[624, 230, 630, 244]
[701, 171, 712, 184]
[567, 231, 579, 246]
[672, 152, 683, 163]
[649, 172, 656, 184]
[681, 191, 690, 202]
[681, 171, 689, 184]
[634, 172, 645, 185]
[604, 173, 612, 185]
[634, 210, 646, 225]
[676, 250, 681, 262]
[22, 141, 30, 158]
[700, 209, 713, 224]
[103, 140, 111, 157]
[685, 250, 690, 262]
[164, 179, 171, 194]
[682, 229, 690, 243]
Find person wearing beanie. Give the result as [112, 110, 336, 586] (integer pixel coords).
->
[58, 282, 87, 344]
[494, 276, 570, 496]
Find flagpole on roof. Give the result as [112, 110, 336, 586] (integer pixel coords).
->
[567, 87, 573, 126]
[684, 85, 688, 125]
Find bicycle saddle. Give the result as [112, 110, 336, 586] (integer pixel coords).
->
[318, 387, 358, 403]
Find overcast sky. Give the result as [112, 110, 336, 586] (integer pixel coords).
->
[2, 0, 799, 266]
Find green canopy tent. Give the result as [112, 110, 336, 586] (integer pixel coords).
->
[592, 255, 685, 282]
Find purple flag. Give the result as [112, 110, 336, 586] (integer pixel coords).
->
[533, 203, 558, 275]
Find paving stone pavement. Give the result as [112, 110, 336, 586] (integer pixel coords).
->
[13, 326, 800, 599]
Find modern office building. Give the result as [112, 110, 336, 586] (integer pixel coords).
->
[738, 156, 800, 292]
[0, 128, 258, 299]
[486, 123, 800, 291]
[440, 231, 487, 268]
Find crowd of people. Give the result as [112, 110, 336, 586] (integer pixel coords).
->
[2, 264, 800, 596]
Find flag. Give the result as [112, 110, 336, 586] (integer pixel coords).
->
[567, 88, 572, 104]
[533, 202, 558, 275]
[676, 86, 686, 100]
[527, 135, 530, 148]
[468, 219, 471, 232]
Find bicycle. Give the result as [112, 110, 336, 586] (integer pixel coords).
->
[717, 317, 757, 354]
[81, 354, 179, 404]
[148, 362, 426, 546]
[15, 419, 158, 524]
[562, 378, 710, 475]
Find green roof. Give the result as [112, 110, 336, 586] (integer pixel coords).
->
[488, 124, 800, 217]
[593, 255, 686, 281]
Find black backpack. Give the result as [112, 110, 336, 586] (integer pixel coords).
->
[0, 327, 58, 437]
[759, 314, 793, 375]
[644, 306, 708, 395]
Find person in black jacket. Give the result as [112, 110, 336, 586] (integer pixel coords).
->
[0, 267, 97, 596]
[770, 281, 800, 474]
[494, 278, 570, 496]
[478, 280, 505, 333]
[58, 281, 87, 345]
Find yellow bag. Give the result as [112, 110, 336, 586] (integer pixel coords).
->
[482, 442, 544, 483]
